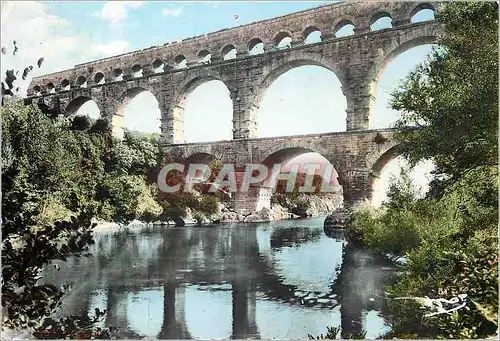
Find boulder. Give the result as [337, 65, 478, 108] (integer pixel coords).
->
[324, 208, 349, 229]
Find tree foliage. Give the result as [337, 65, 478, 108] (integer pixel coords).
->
[1, 67, 219, 339]
[346, 2, 498, 338]
[1, 99, 102, 336]
[391, 2, 498, 184]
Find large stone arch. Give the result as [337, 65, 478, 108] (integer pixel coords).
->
[256, 56, 348, 108]
[169, 74, 233, 144]
[115, 86, 158, 114]
[248, 54, 349, 138]
[112, 85, 161, 138]
[367, 30, 439, 126]
[174, 73, 230, 104]
[250, 143, 345, 213]
[259, 142, 343, 188]
[259, 141, 332, 166]
[64, 96, 101, 118]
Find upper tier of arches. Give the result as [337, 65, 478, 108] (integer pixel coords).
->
[28, 2, 438, 96]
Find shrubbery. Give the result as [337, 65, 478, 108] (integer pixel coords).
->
[344, 1, 498, 338]
[348, 166, 498, 338]
[1, 97, 221, 337]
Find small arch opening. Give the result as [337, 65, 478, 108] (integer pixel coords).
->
[47, 83, 55, 93]
[33, 85, 41, 96]
[94, 72, 105, 85]
[77, 76, 87, 88]
[411, 6, 435, 23]
[198, 50, 211, 64]
[222, 45, 237, 60]
[304, 27, 322, 44]
[334, 20, 355, 38]
[113, 68, 123, 81]
[274, 32, 292, 49]
[248, 38, 264, 55]
[132, 64, 143, 78]
[152, 59, 164, 73]
[370, 13, 393, 31]
[174, 55, 187, 69]
[61, 79, 70, 91]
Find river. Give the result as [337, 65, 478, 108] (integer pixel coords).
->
[45, 217, 398, 339]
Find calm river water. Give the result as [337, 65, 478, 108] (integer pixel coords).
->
[46, 217, 398, 339]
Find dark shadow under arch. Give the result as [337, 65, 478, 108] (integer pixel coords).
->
[37, 102, 59, 118]
[184, 152, 218, 165]
[65, 96, 95, 117]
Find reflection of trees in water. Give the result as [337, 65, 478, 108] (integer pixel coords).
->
[270, 226, 322, 248]
[50, 224, 395, 339]
[330, 242, 397, 338]
[323, 227, 346, 241]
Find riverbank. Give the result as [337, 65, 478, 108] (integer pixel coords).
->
[92, 193, 343, 231]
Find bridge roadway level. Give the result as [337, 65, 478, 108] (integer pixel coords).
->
[163, 129, 399, 212]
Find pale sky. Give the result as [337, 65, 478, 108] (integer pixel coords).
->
[1, 1, 436, 203]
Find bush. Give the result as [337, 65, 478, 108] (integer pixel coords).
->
[348, 166, 498, 338]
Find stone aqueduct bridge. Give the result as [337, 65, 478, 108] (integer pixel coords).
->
[165, 129, 401, 209]
[26, 1, 443, 210]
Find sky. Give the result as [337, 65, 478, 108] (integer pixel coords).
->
[1, 1, 436, 204]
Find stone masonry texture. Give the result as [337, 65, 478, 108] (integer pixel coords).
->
[26, 1, 443, 210]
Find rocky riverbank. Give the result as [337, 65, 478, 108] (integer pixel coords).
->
[92, 193, 344, 229]
[219, 193, 343, 223]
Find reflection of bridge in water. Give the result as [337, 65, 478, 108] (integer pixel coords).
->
[47, 222, 396, 339]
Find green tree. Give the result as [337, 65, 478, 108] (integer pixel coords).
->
[344, 2, 498, 338]
[1, 98, 111, 338]
[391, 2, 498, 185]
